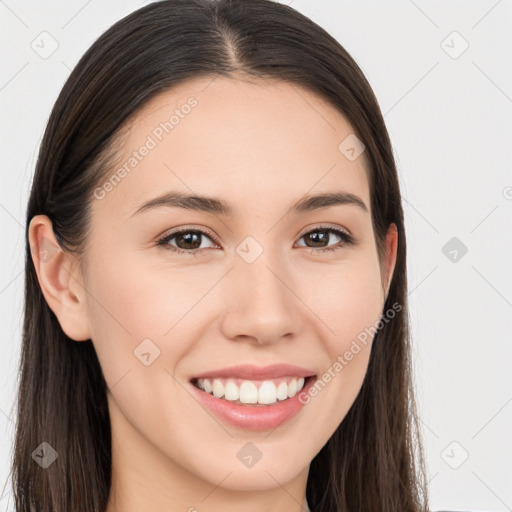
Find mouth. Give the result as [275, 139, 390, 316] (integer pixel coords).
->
[190, 374, 317, 406]
[188, 371, 318, 431]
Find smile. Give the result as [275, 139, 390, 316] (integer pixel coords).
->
[192, 376, 306, 405]
[189, 375, 318, 431]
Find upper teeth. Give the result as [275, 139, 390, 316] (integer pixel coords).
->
[195, 377, 306, 405]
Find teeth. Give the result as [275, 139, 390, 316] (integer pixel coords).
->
[194, 377, 308, 405]
[224, 380, 239, 401]
[212, 379, 224, 398]
[203, 379, 212, 393]
[288, 378, 297, 398]
[240, 382, 258, 403]
[258, 381, 277, 404]
[277, 381, 288, 401]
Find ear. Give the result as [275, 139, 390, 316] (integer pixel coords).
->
[28, 215, 91, 341]
[381, 222, 398, 302]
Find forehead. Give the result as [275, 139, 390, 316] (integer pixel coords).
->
[94, 76, 370, 220]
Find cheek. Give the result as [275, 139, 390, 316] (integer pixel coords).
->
[86, 248, 206, 340]
[300, 255, 384, 350]
[83, 252, 168, 385]
[294, 257, 384, 431]
[83, 252, 200, 449]
[83, 248, 220, 394]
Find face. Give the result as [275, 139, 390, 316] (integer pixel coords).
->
[31, 75, 397, 507]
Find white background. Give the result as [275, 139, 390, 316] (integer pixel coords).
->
[1, 1, 511, 511]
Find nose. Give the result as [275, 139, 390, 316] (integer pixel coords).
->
[220, 251, 304, 346]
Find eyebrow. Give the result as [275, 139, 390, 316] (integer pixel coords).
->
[131, 190, 368, 218]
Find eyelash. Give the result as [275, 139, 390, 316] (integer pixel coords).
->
[156, 225, 355, 256]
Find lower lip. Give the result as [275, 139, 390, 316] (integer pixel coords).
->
[189, 376, 317, 432]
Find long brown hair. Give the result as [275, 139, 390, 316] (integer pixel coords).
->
[12, 0, 429, 510]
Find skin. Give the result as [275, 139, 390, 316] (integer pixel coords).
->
[29, 76, 397, 512]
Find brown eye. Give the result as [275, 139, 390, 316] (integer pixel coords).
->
[296, 226, 355, 253]
[157, 227, 219, 255]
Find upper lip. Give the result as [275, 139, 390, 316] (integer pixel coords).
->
[190, 364, 316, 381]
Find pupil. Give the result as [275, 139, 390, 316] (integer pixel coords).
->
[178, 232, 201, 249]
[307, 230, 328, 247]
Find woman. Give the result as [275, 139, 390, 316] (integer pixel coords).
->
[13, 0, 429, 510]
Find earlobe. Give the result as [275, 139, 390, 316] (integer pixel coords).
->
[28, 215, 91, 342]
